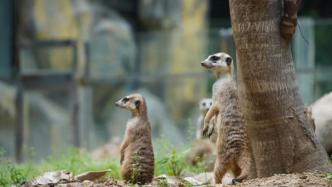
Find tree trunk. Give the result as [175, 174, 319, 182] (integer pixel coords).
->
[229, 0, 332, 177]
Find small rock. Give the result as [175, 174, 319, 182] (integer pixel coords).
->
[74, 169, 111, 181]
[299, 175, 307, 179]
[22, 171, 73, 186]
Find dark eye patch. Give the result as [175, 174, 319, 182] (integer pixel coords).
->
[203, 103, 206, 107]
[210, 55, 220, 62]
[135, 100, 140, 109]
[122, 97, 129, 103]
[225, 57, 232, 65]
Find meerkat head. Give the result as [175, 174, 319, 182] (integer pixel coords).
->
[199, 98, 212, 114]
[115, 93, 147, 117]
[201, 52, 233, 77]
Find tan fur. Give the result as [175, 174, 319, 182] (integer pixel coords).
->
[201, 52, 254, 184]
[115, 93, 154, 184]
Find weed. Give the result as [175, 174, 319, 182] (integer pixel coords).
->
[0, 150, 26, 187]
[154, 138, 206, 177]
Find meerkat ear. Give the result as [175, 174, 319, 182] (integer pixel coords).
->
[225, 57, 232, 66]
[134, 100, 140, 109]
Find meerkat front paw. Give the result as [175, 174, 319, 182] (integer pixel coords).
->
[207, 123, 215, 137]
[202, 121, 211, 137]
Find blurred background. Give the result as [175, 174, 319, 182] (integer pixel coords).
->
[0, 0, 332, 162]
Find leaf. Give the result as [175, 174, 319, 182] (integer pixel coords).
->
[22, 171, 73, 186]
[75, 169, 111, 181]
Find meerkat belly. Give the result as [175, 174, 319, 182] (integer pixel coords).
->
[222, 119, 247, 150]
[218, 95, 248, 152]
[122, 137, 154, 182]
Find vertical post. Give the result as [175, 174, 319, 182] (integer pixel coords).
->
[15, 83, 24, 162]
[12, 0, 25, 162]
[78, 86, 92, 148]
[78, 43, 92, 148]
[71, 43, 80, 147]
[293, 17, 315, 104]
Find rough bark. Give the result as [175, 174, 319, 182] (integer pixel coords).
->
[229, 0, 332, 177]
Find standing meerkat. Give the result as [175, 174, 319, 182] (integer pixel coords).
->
[115, 93, 154, 184]
[197, 98, 213, 139]
[197, 98, 217, 143]
[201, 52, 254, 184]
[186, 98, 217, 171]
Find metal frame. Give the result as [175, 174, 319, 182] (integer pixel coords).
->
[14, 39, 90, 162]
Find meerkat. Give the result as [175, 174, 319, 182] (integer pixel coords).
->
[201, 52, 254, 184]
[197, 98, 217, 143]
[115, 93, 154, 184]
[197, 98, 213, 139]
[184, 99, 217, 171]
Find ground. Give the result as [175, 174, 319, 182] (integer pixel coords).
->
[21, 172, 332, 187]
[1, 144, 331, 186]
[225, 172, 332, 187]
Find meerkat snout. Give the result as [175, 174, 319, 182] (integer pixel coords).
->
[201, 61, 209, 68]
[115, 97, 128, 107]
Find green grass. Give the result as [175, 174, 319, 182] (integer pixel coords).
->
[154, 138, 207, 177]
[0, 140, 207, 186]
[0, 148, 121, 187]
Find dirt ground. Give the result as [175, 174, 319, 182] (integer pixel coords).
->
[224, 172, 332, 187]
[36, 172, 331, 187]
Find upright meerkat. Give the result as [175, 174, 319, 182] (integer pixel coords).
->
[197, 98, 213, 139]
[201, 52, 254, 184]
[115, 93, 154, 184]
[197, 98, 217, 143]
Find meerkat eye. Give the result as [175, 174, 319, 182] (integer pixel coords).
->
[210, 55, 220, 62]
[134, 100, 140, 109]
[203, 103, 206, 107]
[122, 97, 129, 103]
[225, 57, 232, 65]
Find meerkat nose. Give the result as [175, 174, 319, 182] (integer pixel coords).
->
[115, 101, 121, 107]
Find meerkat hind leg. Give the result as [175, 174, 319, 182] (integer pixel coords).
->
[214, 162, 230, 184]
[234, 151, 251, 182]
[214, 154, 236, 184]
